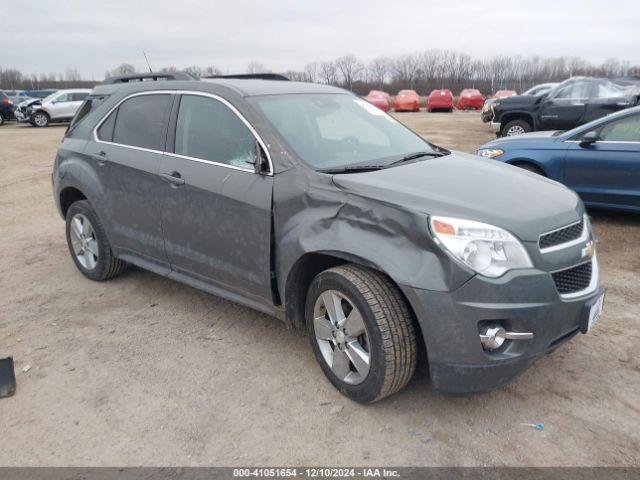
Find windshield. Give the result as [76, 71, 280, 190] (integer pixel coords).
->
[41, 92, 59, 103]
[524, 85, 550, 96]
[249, 94, 438, 170]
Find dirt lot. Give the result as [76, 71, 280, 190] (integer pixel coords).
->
[1, 111, 639, 467]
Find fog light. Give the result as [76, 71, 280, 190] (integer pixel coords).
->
[480, 326, 534, 350]
[480, 327, 507, 350]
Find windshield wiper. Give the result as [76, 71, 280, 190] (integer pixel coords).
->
[388, 151, 446, 166]
[318, 164, 386, 174]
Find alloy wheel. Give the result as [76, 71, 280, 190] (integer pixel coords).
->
[33, 113, 48, 127]
[313, 290, 371, 385]
[506, 125, 525, 136]
[69, 213, 99, 270]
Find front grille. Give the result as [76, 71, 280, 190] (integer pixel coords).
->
[539, 219, 584, 250]
[552, 261, 592, 295]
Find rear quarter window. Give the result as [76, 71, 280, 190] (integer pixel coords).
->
[67, 93, 111, 133]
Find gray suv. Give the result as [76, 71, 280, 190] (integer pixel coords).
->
[53, 74, 604, 403]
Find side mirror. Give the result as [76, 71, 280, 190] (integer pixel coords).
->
[246, 140, 268, 174]
[580, 130, 599, 147]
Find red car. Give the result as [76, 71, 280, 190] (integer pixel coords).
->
[426, 89, 454, 112]
[394, 89, 420, 112]
[364, 90, 391, 112]
[457, 88, 484, 110]
[494, 90, 517, 99]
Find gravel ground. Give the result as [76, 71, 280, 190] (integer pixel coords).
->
[0, 111, 638, 466]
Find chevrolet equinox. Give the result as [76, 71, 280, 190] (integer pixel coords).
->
[53, 74, 604, 403]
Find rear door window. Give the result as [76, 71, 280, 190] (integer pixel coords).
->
[552, 80, 591, 100]
[111, 94, 171, 150]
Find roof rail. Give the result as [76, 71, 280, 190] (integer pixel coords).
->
[101, 71, 197, 85]
[203, 73, 290, 81]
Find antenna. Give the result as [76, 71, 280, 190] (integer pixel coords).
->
[143, 51, 153, 73]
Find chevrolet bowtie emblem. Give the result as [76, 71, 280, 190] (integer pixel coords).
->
[582, 241, 595, 259]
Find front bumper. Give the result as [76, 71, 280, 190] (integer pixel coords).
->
[400, 267, 603, 394]
[489, 120, 501, 132]
[15, 109, 31, 122]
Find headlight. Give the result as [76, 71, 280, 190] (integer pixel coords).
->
[430, 216, 533, 278]
[476, 148, 504, 158]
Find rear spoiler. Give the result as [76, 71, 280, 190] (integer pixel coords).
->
[101, 72, 197, 85]
[203, 73, 289, 81]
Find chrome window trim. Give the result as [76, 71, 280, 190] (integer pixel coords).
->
[564, 140, 640, 144]
[92, 90, 274, 176]
[551, 255, 600, 300]
[539, 214, 589, 254]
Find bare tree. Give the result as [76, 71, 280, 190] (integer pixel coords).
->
[64, 68, 82, 82]
[391, 54, 420, 89]
[203, 65, 222, 77]
[246, 61, 269, 74]
[105, 63, 136, 78]
[368, 57, 390, 89]
[304, 62, 319, 83]
[184, 65, 203, 78]
[319, 61, 339, 85]
[335, 54, 364, 90]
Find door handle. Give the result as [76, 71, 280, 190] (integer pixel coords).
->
[92, 151, 108, 165]
[160, 171, 185, 187]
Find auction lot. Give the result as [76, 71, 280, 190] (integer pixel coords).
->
[1, 111, 639, 466]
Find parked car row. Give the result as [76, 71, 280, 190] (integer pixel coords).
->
[0, 89, 90, 127]
[364, 88, 487, 113]
[483, 77, 640, 137]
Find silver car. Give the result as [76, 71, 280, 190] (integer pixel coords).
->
[18, 89, 91, 127]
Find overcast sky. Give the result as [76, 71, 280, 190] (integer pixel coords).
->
[2, 0, 639, 78]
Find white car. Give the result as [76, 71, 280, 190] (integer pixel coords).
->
[17, 89, 91, 127]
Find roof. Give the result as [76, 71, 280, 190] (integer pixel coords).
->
[92, 78, 346, 98]
[201, 78, 345, 96]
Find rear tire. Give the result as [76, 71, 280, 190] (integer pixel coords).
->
[501, 119, 531, 137]
[65, 200, 127, 281]
[305, 264, 418, 403]
[31, 111, 50, 127]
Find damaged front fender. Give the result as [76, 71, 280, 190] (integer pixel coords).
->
[273, 165, 473, 326]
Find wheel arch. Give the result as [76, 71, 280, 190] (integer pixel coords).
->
[505, 158, 548, 176]
[283, 251, 421, 335]
[500, 111, 536, 131]
[59, 186, 88, 218]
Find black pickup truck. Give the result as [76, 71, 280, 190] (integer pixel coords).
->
[490, 77, 640, 137]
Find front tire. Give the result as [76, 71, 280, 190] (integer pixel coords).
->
[501, 119, 531, 137]
[65, 200, 127, 281]
[305, 265, 418, 403]
[31, 111, 50, 127]
[0, 112, 4, 126]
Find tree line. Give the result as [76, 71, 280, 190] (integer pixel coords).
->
[2, 50, 639, 95]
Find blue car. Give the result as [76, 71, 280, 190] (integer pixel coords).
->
[476, 106, 640, 213]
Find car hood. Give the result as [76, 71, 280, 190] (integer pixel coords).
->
[479, 130, 563, 149]
[496, 94, 539, 107]
[331, 152, 582, 241]
[19, 99, 41, 107]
